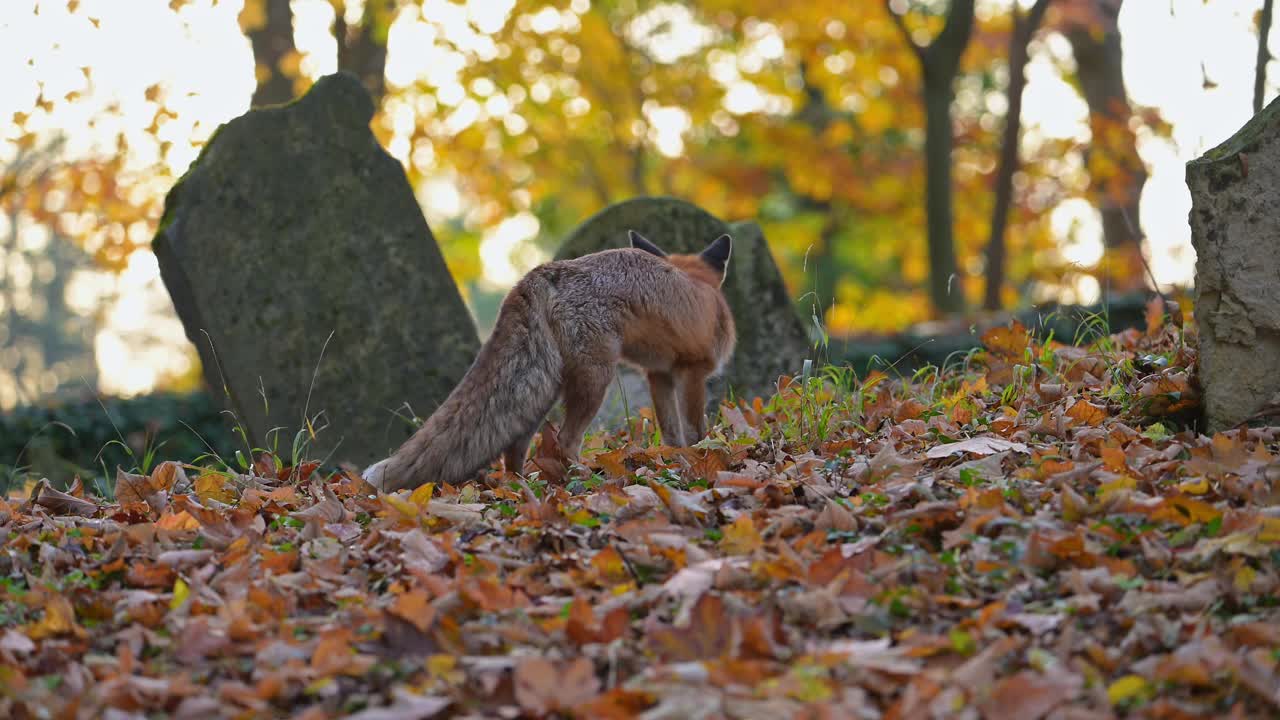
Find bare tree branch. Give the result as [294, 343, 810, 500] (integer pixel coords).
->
[883, 1, 926, 63]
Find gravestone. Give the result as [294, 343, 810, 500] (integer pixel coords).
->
[1187, 96, 1280, 431]
[154, 72, 480, 465]
[554, 197, 811, 428]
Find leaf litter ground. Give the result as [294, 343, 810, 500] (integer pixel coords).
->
[4, 299, 1280, 719]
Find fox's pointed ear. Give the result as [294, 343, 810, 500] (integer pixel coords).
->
[629, 230, 667, 258]
[700, 234, 732, 282]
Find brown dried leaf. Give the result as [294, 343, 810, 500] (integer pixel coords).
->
[515, 657, 600, 715]
[814, 499, 858, 533]
[30, 478, 98, 517]
[978, 670, 1081, 720]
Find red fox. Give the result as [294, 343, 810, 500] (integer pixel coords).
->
[363, 230, 736, 493]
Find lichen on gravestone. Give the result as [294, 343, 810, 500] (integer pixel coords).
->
[1187, 95, 1280, 431]
[154, 72, 480, 465]
[553, 197, 811, 428]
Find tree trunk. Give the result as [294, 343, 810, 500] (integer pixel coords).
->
[921, 84, 964, 313]
[887, 0, 975, 315]
[924, 1, 975, 314]
[983, 0, 1052, 311]
[247, 0, 297, 107]
[334, 0, 392, 104]
[1257, 0, 1274, 115]
[1065, 1, 1145, 253]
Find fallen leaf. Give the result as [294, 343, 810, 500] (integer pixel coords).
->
[982, 322, 1032, 358]
[388, 589, 435, 633]
[1145, 295, 1165, 335]
[30, 478, 98, 516]
[817, 637, 921, 675]
[347, 690, 450, 720]
[720, 514, 763, 555]
[193, 473, 237, 505]
[515, 657, 600, 714]
[1106, 674, 1152, 706]
[170, 578, 190, 611]
[26, 595, 86, 640]
[926, 436, 1029, 459]
[979, 670, 1081, 720]
[116, 466, 169, 512]
[1066, 400, 1108, 426]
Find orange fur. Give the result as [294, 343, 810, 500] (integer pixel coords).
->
[362, 232, 736, 492]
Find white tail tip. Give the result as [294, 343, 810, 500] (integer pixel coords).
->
[362, 458, 389, 492]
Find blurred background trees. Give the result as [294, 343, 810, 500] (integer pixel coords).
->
[2, 0, 1270, 408]
[1061, 0, 1148, 287]
[0, 141, 99, 410]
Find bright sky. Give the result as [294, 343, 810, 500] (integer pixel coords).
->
[0, 0, 1275, 401]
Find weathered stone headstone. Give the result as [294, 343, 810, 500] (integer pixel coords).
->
[554, 197, 811, 427]
[1187, 97, 1280, 431]
[154, 72, 480, 465]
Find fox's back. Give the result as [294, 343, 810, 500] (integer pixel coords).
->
[526, 247, 734, 372]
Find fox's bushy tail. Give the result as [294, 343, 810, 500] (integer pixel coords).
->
[364, 272, 563, 492]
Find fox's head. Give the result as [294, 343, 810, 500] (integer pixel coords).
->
[628, 230, 732, 287]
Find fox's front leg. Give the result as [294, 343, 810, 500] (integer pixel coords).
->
[675, 365, 711, 445]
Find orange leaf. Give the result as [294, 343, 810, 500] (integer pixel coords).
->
[566, 595, 598, 645]
[893, 399, 927, 422]
[126, 562, 175, 589]
[150, 461, 189, 492]
[590, 546, 629, 583]
[261, 548, 299, 574]
[310, 628, 358, 677]
[593, 448, 629, 478]
[389, 589, 436, 633]
[1066, 400, 1107, 426]
[1100, 445, 1128, 473]
[1036, 458, 1075, 479]
[1144, 295, 1165, 335]
[155, 509, 199, 531]
[982, 322, 1032, 358]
